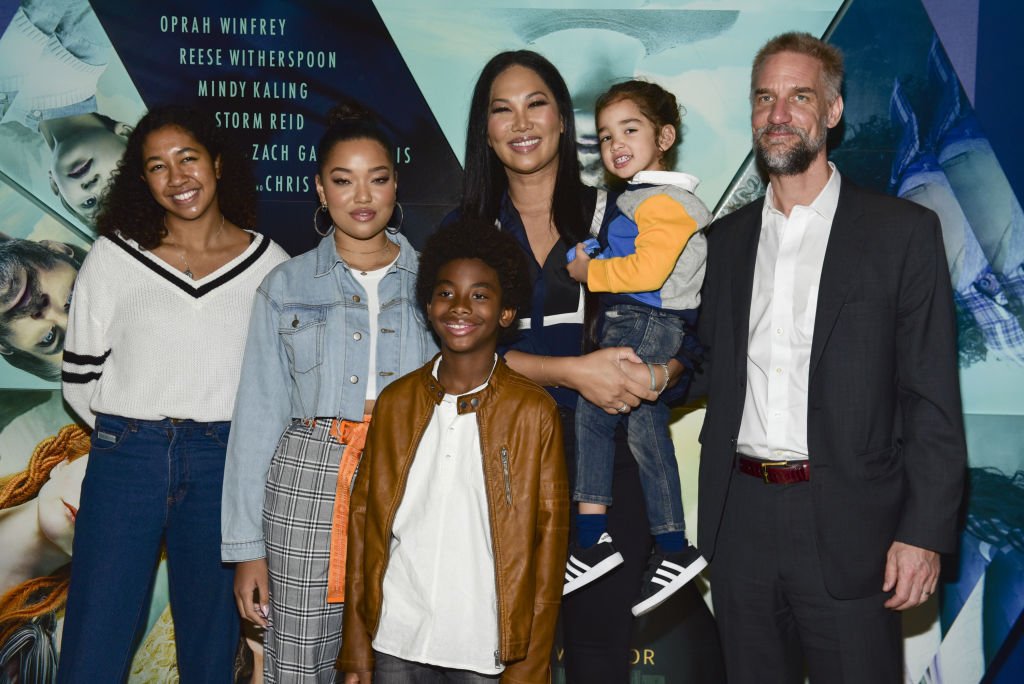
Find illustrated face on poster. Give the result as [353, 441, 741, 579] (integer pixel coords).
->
[44, 115, 133, 223]
[0, 1, 145, 237]
[0, 237, 83, 384]
[35, 453, 89, 556]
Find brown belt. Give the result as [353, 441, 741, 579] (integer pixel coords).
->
[737, 454, 810, 484]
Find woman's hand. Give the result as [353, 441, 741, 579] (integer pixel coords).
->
[234, 558, 271, 627]
[570, 347, 658, 413]
[345, 672, 373, 684]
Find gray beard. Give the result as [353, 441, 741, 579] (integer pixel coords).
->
[754, 123, 826, 176]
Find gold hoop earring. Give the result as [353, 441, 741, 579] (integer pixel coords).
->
[313, 203, 332, 237]
[386, 201, 404, 235]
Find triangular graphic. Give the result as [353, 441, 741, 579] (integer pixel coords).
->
[374, 0, 842, 204]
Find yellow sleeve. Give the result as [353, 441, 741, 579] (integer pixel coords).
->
[587, 193, 700, 293]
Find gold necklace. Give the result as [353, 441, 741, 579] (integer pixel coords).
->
[338, 239, 395, 275]
[164, 215, 225, 279]
[336, 239, 393, 256]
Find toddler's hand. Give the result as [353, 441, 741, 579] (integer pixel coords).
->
[566, 243, 591, 282]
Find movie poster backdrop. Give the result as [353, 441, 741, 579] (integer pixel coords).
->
[0, 1, 1020, 682]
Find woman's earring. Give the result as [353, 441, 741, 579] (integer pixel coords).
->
[313, 203, 332, 237]
[386, 201, 404, 235]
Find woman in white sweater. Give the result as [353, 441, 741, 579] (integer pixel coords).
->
[57, 105, 288, 683]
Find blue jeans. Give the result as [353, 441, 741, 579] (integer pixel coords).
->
[57, 415, 239, 683]
[574, 304, 686, 535]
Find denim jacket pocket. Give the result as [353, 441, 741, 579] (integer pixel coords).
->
[279, 305, 326, 374]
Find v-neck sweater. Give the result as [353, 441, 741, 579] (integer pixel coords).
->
[62, 231, 289, 427]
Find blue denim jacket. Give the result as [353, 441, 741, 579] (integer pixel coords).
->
[221, 231, 437, 562]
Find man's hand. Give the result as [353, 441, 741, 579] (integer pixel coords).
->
[882, 541, 939, 610]
[344, 671, 372, 684]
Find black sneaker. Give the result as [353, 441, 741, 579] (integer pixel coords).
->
[563, 532, 624, 596]
[631, 545, 708, 616]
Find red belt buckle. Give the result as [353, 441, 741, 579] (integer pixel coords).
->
[759, 460, 789, 483]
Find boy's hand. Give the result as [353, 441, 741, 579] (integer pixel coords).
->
[345, 672, 373, 684]
[566, 244, 591, 283]
[233, 558, 271, 627]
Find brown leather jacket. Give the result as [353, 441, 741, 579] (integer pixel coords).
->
[337, 356, 568, 683]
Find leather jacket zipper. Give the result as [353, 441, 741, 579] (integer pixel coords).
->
[500, 446, 512, 506]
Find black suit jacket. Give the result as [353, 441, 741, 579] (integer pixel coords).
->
[696, 178, 967, 599]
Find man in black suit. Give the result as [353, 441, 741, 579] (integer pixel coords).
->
[697, 32, 966, 682]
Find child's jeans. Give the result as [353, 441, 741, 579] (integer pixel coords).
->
[574, 303, 687, 535]
[373, 651, 501, 682]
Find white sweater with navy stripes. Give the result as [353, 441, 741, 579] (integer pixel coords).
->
[62, 232, 288, 428]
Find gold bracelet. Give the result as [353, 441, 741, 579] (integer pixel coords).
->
[541, 357, 559, 388]
[657, 362, 671, 394]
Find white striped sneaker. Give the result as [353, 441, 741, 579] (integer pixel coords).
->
[631, 545, 708, 616]
[563, 532, 625, 596]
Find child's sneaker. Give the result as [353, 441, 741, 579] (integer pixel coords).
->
[563, 532, 624, 595]
[630, 545, 707, 616]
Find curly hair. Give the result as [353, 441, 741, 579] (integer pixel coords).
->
[416, 219, 531, 339]
[596, 79, 684, 170]
[95, 105, 257, 249]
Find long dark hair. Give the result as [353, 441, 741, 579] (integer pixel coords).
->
[461, 50, 588, 245]
[96, 106, 257, 249]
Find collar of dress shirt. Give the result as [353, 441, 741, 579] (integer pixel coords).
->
[763, 161, 842, 223]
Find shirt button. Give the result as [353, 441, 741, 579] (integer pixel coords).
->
[775, 367, 783, 374]
[776, 328, 783, 335]
[352, 295, 360, 303]
[349, 375, 359, 384]
[352, 332, 362, 341]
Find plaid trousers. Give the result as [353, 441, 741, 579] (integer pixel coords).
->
[263, 420, 347, 683]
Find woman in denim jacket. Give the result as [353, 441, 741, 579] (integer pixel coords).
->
[220, 99, 436, 683]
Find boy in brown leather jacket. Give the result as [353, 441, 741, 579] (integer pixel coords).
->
[339, 219, 569, 684]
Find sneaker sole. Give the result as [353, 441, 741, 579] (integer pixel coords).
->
[563, 552, 625, 596]
[630, 555, 708, 616]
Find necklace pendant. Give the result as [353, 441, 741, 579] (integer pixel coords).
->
[184, 268, 194, 280]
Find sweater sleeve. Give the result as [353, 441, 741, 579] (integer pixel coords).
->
[587, 193, 701, 294]
[220, 279, 295, 562]
[61, 243, 112, 428]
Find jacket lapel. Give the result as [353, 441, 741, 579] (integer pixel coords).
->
[809, 179, 865, 378]
[731, 201, 762, 415]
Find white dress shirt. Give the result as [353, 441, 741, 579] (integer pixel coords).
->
[373, 356, 503, 675]
[737, 164, 841, 461]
